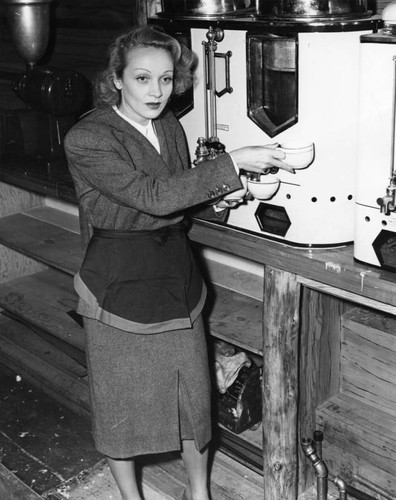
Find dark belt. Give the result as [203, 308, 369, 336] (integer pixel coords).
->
[92, 220, 190, 245]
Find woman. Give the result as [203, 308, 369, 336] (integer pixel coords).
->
[64, 25, 291, 500]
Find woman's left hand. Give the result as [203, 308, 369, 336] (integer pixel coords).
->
[229, 143, 295, 174]
[215, 199, 243, 209]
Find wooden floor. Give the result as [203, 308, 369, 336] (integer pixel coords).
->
[0, 367, 339, 500]
[42, 458, 339, 500]
[0, 367, 263, 500]
[54, 452, 264, 500]
[57, 457, 339, 500]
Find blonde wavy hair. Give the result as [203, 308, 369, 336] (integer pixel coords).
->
[93, 25, 197, 109]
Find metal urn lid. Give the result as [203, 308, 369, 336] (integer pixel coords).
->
[160, 0, 251, 16]
[256, 0, 370, 19]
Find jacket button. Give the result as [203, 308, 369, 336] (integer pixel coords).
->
[215, 186, 223, 195]
[208, 190, 216, 198]
[223, 183, 230, 192]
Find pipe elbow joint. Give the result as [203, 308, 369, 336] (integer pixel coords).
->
[333, 476, 347, 492]
[314, 459, 328, 478]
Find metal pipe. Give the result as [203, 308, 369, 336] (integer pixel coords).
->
[334, 476, 347, 500]
[202, 42, 209, 140]
[328, 474, 379, 500]
[255, 0, 261, 16]
[352, 477, 394, 500]
[301, 437, 328, 500]
[344, 483, 378, 500]
[302, 433, 380, 500]
[390, 55, 396, 178]
[207, 37, 217, 140]
[301, 438, 381, 500]
[313, 430, 324, 460]
[377, 56, 396, 214]
[202, 27, 224, 141]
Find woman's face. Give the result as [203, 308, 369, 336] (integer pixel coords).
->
[114, 46, 174, 126]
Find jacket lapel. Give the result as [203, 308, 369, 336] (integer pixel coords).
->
[154, 119, 176, 174]
[98, 108, 182, 176]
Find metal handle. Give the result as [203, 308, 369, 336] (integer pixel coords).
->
[215, 50, 233, 97]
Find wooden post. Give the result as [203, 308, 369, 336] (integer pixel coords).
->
[262, 266, 301, 500]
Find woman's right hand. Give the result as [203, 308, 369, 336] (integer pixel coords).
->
[229, 144, 295, 174]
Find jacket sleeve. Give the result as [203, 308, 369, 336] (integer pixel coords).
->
[64, 123, 242, 218]
[174, 122, 231, 222]
[189, 204, 230, 223]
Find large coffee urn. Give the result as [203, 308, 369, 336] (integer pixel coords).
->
[354, 5, 396, 271]
[155, 2, 380, 247]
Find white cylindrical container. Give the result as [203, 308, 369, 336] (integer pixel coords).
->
[180, 21, 377, 247]
[354, 30, 396, 269]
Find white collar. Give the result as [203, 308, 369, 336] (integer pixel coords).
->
[113, 105, 151, 133]
[113, 106, 160, 153]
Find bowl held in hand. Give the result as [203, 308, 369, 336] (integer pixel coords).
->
[278, 140, 314, 169]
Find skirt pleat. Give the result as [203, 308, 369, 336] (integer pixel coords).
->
[83, 315, 212, 458]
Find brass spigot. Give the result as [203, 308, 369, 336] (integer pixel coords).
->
[377, 175, 396, 215]
[193, 136, 227, 166]
[194, 137, 210, 165]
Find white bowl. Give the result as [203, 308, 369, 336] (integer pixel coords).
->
[278, 141, 314, 169]
[247, 176, 280, 200]
[223, 175, 248, 201]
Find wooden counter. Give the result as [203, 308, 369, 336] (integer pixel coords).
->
[189, 219, 396, 311]
[0, 169, 394, 500]
[189, 219, 396, 500]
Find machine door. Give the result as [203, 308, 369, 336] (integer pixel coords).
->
[247, 34, 298, 138]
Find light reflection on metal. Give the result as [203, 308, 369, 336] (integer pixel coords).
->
[256, 0, 369, 18]
[203, 26, 224, 141]
[301, 437, 328, 500]
[4, 0, 53, 70]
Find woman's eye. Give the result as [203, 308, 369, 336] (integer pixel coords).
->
[137, 75, 148, 82]
[162, 76, 173, 84]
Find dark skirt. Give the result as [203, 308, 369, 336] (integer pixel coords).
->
[83, 315, 212, 459]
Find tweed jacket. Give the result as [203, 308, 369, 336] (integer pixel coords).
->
[64, 106, 242, 333]
[64, 106, 242, 234]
